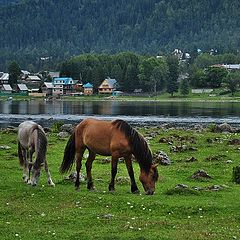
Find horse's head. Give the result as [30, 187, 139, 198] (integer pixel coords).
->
[31, 169, 41, 186]
[139, 164, 158, 195]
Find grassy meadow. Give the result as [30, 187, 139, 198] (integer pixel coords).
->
[0, 125, 240, 240]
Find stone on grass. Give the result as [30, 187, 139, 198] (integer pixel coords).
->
[153, 151, 172, 165]
[191, 169, 212, 180]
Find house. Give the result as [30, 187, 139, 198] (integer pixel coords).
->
[83, 82, 93, 95]
[1, 84, 12, 94]
[17, 84, 29, 94]
[52, 77, 75, 95]
[20, 70, 30, 80]
[211, 64, 240, 71]
[25, 75, 41, 82]
[41, 82, 54, 96]
[98, 77, 117, 94]
[0, 73, 9, 85]
[48, 71, 60, 79]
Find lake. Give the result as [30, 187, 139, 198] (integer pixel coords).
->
[0, 99, 240, 127]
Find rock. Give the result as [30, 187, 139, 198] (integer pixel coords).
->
[60, 124, 74, 133]
[186, 156, 198, 162]
[0, 145, 11, 150]
[175, 184, 188, 189]
[64, 172, 85, 182]
[191, 169, 212, 180]
[43, 127, 52, 133]
[153, 151, 172, 165]
[207, 185, 223, 191]
[228, 139, 240, 145]
[116, 176, 130, 184]
[57, 131, 70, 138]
[215, 123, 233, 133]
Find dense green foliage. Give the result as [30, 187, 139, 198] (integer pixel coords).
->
[1, 0, 240, 70]
[1, 125, 240, 239]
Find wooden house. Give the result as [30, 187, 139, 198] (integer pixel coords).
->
[52, 77, 75, 95]
[98, 77, 117, 94]
[41, 82, 54, 96]
[0, 73, 9, 85]
[83, 82, 93, 95]
[17, 84, 29, 94]
[1, 84, 12, 94]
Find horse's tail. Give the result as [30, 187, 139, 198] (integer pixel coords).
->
[60, 131, 76, 173]
[18, 141, 24, 166]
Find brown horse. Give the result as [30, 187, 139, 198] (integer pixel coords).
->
[60, 118, 158, 195]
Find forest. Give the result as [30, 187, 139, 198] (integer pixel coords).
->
[1, 0, 240, 71]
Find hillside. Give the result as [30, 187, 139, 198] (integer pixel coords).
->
[0, 0, 240, 70]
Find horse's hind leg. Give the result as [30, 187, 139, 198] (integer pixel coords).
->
[125, 156, 139, 194]
[75, 146, 86, 190]
[85, 150, 96, 190]
[44, 160, 55, 187]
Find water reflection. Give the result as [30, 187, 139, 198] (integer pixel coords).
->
[0, 99, 240, 117]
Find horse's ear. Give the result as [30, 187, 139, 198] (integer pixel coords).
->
[152, 163, 159, 169]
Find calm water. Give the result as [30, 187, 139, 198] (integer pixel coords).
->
[0, 99, 240, 127]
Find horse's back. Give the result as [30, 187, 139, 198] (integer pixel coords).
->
[18, 121, 44, 148]
[76, 118, 130, 156]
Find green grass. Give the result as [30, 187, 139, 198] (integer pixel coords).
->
[1, 127, 240, 239]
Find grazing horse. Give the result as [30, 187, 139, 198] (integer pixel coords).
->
[60, 118, 158, 195]
[17, 121, 55, 187]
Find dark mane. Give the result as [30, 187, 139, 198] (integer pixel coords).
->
[34, 127, 47, 169]
[112, 119, 153, 172]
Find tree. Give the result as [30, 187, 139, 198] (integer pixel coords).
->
[8, 61, 21, 87]
[180, 79, 190, 95]
[138, 57, 168, 93]
[166, 55, 179, 96]
[205, 66, 228, 88]
[224, 72, 240, 96]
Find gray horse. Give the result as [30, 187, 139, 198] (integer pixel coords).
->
[17, 121, 55, 187]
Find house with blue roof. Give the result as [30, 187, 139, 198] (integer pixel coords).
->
[52, 77, 75, 95]
[83, 82, 93, 95]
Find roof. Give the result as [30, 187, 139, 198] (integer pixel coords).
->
[53, 77, 74, 85]
[49, 71, 60, 78]
[2, 84, 12, 91]
[99, 77, 117, 89]
[27, 75, 41, 81]
[0, 73, 9, 80]
[43, 82, 54, 89]
[105, 78, 117, 88]
[21, 70, 30, 75]
[17, 84, 29, 91]
[83, 82, 93, 88]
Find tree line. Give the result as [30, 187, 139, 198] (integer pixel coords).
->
[8, 50, 240, 96]
[1, 0, 240, 70]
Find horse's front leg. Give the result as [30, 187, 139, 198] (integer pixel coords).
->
[22, 149, 29, 183]
[109, 155, 119, 192]
[85, 151, 96, 190]
[44, 160, 55, 187]
[125, 155, 139, 194]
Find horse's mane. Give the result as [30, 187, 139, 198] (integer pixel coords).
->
[112, 119, 153, 172]
[34, 127, 47, 169]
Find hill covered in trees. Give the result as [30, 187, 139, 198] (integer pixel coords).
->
[0, 0, 240, 70]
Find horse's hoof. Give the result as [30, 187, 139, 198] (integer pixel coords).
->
[49, 183, 55, 187]
[132, 189, 140, 194]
